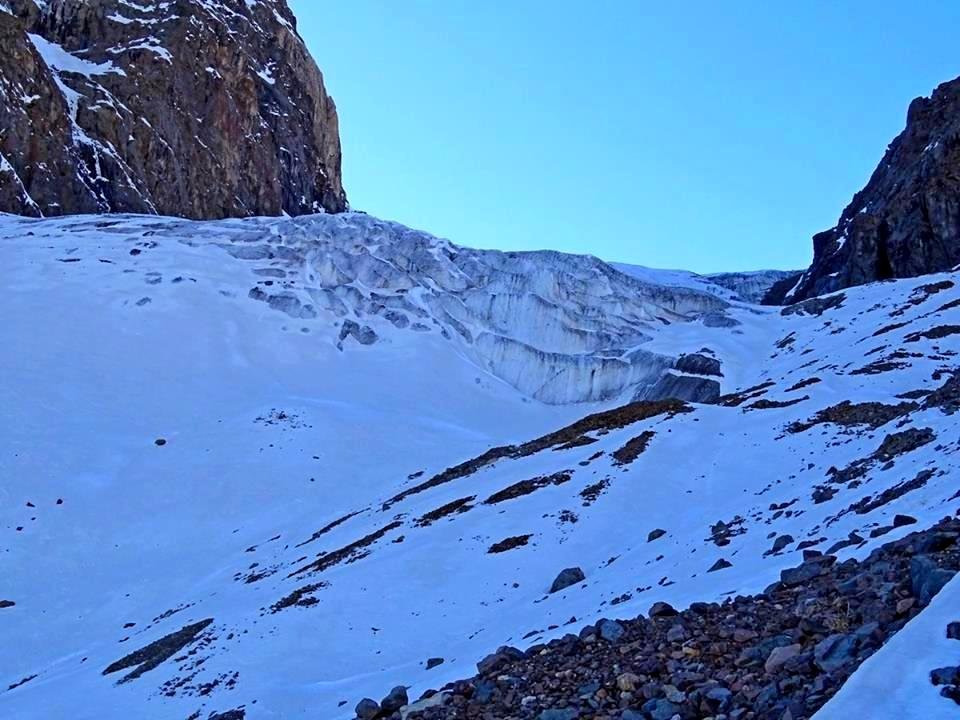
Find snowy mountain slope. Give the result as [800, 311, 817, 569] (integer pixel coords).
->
[1, 212, 958, 720]
[814, 575, 960, 720]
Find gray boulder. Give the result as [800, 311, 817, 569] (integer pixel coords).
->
[814, 634, 858, 672]
[549, 567, 585, 593]
[910, 556, 954, 605]
[597, 619, 625, 642]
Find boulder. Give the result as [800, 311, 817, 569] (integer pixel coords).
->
[780, 556, 835, 587]
[597, 619, 625, 642]
[814, 634, 858, 672]
[355, 698, 379, 720]
[910, 556, 954, 605]
[549, 567, 585, 593]
[765, 643, 802, 673]
[380, 686, 408, 715]
[649, 601, 678, 618]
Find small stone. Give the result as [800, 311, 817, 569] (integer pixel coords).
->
[354, 698, 379, 720]
[154, 438, 167, 446]
[733, 628, 758, 643]
[666, 623, 688, 642]
[947, 622, 960, 640]
[708, 557, 733, 572]
[896, 597, 915, 614]
[616, 673, 640, 692]
[765, 643, 802, 673]
[426, 657, 444, 669]
[549, 567, 585, 593]
[662, 684, 685, 703]
[648, 528, 667, 542]
[893, 514, 917, 527]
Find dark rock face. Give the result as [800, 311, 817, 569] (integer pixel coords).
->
[789, 76, 960, 301]
[639, 372, 720, 404]
[674, 352, 721, 377]
[0, 0, 346, 219]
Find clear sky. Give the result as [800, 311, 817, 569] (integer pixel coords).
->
[290, 1, 960, 273]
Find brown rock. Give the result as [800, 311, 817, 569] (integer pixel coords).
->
[0, 0, 346, 219]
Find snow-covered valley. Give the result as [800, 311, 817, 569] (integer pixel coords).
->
[1, 212, 958, 720]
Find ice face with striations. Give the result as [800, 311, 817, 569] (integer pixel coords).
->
[9, 211, 734, 404]
[205, 213, 735, 403]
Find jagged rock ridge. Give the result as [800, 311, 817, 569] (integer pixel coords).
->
[789, 75, 960, 301]
[0, 0, 346, 219]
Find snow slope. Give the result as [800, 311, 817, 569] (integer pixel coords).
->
[1, 212, 958, 720]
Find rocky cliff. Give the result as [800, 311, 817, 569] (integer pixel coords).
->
[788, 76, 960, 301]
[0, 0, 346, 219]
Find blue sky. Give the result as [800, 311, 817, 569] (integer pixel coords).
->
[290, 1, 960, 273]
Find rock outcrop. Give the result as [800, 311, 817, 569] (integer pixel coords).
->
[789, 76, 960, 301]
[0, 0, 346, 219]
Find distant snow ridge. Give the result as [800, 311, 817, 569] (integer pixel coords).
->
[613, 263, 800, 304]
[214, 213, 733, 403]
[705, 269, 801, 303]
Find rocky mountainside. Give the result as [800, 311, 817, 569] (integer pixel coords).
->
[0, 0, 346, 219]
[788, 76, 960, 302]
